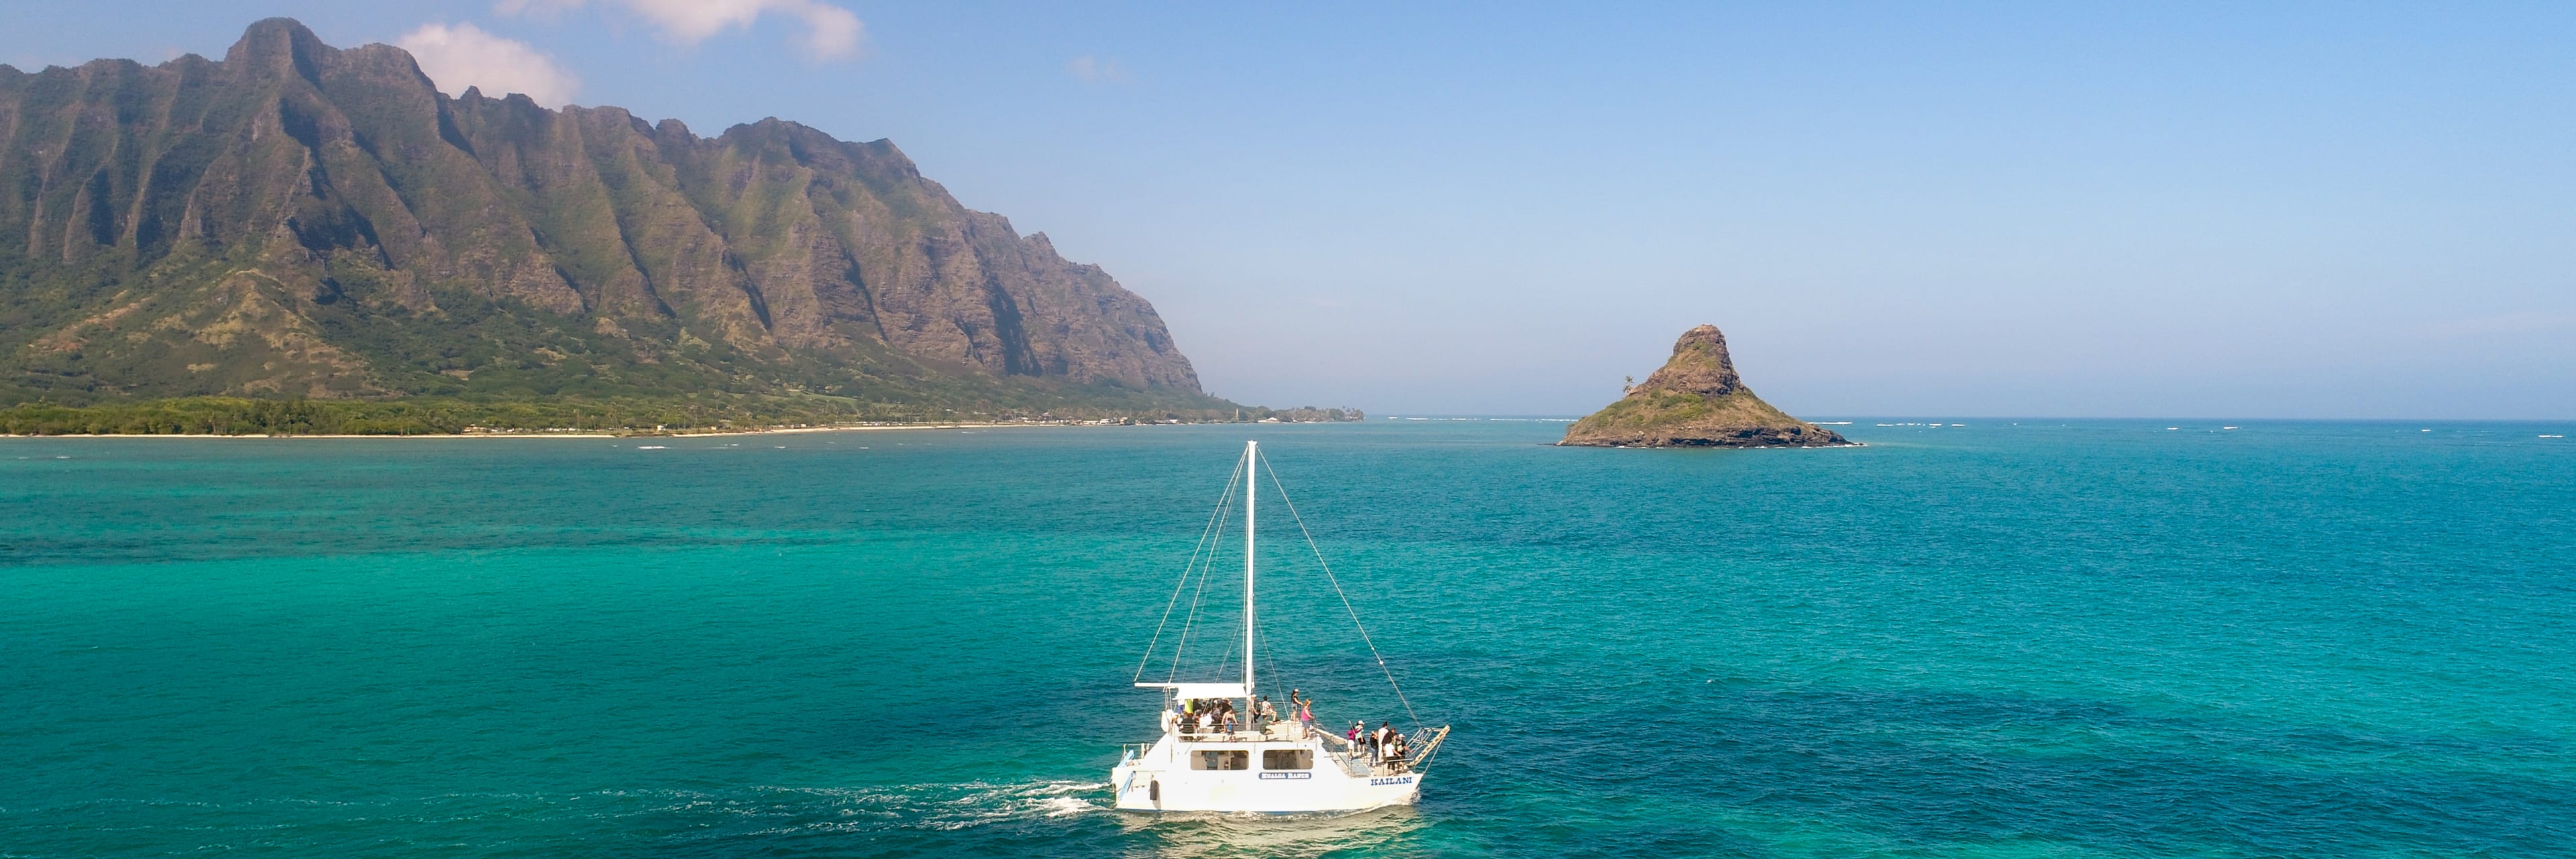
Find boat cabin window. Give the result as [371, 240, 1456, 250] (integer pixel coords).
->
[1191, 750, 1250, 771]
[1262, 749, 1313, 770]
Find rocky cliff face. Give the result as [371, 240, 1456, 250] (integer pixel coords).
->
[1631, 324, 1743, 398]
[0, 19, 1204, 405]
[1560, 325, 1851, 448]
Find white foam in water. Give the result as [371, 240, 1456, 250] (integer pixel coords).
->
[921, 780, 1108, 829]
[682, 779, 1114, 833]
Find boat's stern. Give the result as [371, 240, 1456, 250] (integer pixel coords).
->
[1110, 739, 1167, 811]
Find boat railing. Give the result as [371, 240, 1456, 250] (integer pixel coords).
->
[1172, 719, 1333, 744]
[1341, 726, 1446, 776]
[1313, 724, 1450, 776]
[1401, 725, 1451, 772]
[1164, 721, 1448, 776]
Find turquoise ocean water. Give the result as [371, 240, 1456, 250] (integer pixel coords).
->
[3, 419, 2571, 857]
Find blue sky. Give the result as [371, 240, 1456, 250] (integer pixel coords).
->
[7, 2, 2571, 417]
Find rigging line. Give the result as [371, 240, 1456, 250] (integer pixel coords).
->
[1208, 595, 1242, 687]
[1167, 497, 1235, 683]
[1169, 457, 1244, 683]
[1259, 449, 1423, 731]
[1213, 579, 1248, 688]
[1139, 474, 1235, 685]
[1252, 559, 1289, 701]
[1257, 614, 1285, 708]
[1134, 455, 1242, 683]
[1167, 512, 1226, 684]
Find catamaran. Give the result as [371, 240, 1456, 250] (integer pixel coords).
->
[1111, 440, 1449, 814]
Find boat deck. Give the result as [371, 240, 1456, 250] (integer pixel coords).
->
[1132, 723, 1448, 778]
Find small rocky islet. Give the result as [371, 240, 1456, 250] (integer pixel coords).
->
[1559, 324, 1854, 448]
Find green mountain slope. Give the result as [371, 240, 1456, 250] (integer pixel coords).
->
[0, 18, 1225, 419]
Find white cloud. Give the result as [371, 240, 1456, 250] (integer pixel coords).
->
[500, 0, 865, 61]
[397, 22, 582, 107]
[1066, 55, 1130, 85]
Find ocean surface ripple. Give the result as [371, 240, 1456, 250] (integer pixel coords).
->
[3, 420, 2570, 857]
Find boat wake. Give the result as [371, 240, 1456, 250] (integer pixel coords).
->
[745, 779, 1112, 830]
[1113, 805, 1429, 857]
[3, 780, 1122, 854]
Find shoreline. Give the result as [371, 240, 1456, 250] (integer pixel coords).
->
[0, 420, 1375, 440]
[0, 421, 1148, 440]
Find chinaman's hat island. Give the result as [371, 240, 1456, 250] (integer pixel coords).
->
[1558, 325, 1855, 448]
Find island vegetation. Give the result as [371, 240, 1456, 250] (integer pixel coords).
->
[1560, 325, 1851, 448]
[0, 396, 1362, 436]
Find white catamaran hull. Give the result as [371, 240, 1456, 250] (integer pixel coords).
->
[1111, 734, 1421, 814]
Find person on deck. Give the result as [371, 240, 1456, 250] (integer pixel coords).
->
[1297, 696, 1314, 725]
[1254, 696, 1277, 726]
[1375, 721, 1396, 763]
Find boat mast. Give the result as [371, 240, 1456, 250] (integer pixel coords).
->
[1242, 440, 1256, 721]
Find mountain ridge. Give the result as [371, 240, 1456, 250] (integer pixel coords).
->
[0, 18, 1222, 417]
